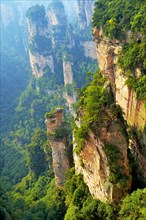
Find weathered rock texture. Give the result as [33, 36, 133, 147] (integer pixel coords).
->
[63, 59, 73, 85]
[29, 51, 54, 78]
[45, 108, 71, 187]
[82, 41, 97, 59]
[27, 10, 54, 78]
[63, 57, 77, 116]
[74, 112, 131, 203]
[47, 2, 67, 46]
[76, 0, 95, 29]
[93, 28, 146, 181]
[93, 28, 145, 131]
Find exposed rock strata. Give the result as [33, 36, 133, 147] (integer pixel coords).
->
[45, 108, 71, 187]
[93, 28, 146, 181]
[74, 113, 131, 203]
[76, 0, 95, 29]
[93, 28, 145, 132]
[82, 41, 97, 59]
[63, 60, 73, 85]
[29, 52, 54, 78]
[27, 10, 54, 78]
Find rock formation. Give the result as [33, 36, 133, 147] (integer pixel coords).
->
[27, 5, 54, 78]
[93, 28, 145, 131]
[93, 28, 146, 181]
[74, 107, 131, 203]
[82, 41, 97, 59]
[47, 1, 67, 47]
[76, 0, 95, 29]
[45, 108, 71, 187]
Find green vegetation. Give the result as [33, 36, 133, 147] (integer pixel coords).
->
[104, 144, 129, 186]
[1, 1, 146, 219]
[64, 168, 116, 220]
[49, 1, 64, 10]
[0, 183, 13, 219]
[118, 41, 146, 100]
[93, 0, 146, 39]
[26, 128, 49, 177]
[119, 188, 146, 219]
[74, 71, 111, 153]
[26, 5, 46, 24]
[29, 35, 52, 55]
[93, 0, 146, 102]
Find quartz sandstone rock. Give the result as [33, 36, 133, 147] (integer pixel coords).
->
[76, 0, 95, 30]
[74, 115, 131, 203]
[27, 12, 54, 78]
[93, 28, 145, 131]
[93, 28, 146, 180]
[82, 41, 97, 59]
[45, 108, 71, 187]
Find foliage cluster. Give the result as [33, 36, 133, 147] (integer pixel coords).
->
[118, 42, 146, 100]
[26, 128, 50, 177]
[48, 127, 69, 139]
[93, 0, 146, 102]
[29, 35, 52, 55]
[104, 144, 129, 186]
[74, 71, 111, 153]
[92, 0, 146, 39]
[26, 5, 46, 24]
[49, 1, 64, 10]
[52, 25, 67, 43]
[119, 188, 146, 219]
[64, 168, 115, 220]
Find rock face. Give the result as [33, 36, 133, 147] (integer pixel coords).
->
[76, 0, 95, 29]
[47, 2, 67, 46]
[63, 59, 73, 85]
[63, 57, 77, 116]
[27, 5, 54, 78]
[93, 28, 146, 181]
[74, 111, 131, 203]
[82, 41, 97, 59]
[93, 28, 145, 131]
[45, 108, 71, 187]
[29, 51, 54, 78]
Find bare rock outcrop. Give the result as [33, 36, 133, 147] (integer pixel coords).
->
[74, 110, 131, 203]
[45, 108, 71, 187]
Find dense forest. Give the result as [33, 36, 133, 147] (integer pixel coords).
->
[0, 0, 146, 219]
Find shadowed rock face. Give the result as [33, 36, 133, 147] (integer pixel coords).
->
[45, 108, 71, 187]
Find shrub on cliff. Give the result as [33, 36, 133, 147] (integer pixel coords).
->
[26, 5, 46, 23]
[119, 188, 146, 219]
[93, 0, 146, 102]
[74, 71, 112, 153]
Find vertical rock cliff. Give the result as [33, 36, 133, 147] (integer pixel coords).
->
[45, 108, 71, 187]
[73, 82, 131, 203]
[26, 1, 97, 110]
[93, 28, 146, 181]
[47, 1, 67, 47]
[76, 0, 94, 30]
[27, 5, 54, 78]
